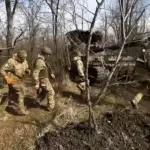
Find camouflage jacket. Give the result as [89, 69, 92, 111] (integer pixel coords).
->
[72, 56, 84, 77]
[32, 54, 52, 85]
[0, 54, 29, 81]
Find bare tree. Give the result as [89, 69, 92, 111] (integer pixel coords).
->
[106, 0, 148, 43]
[21, 0, 41, 60]
[96, 0, 149, 105]
[85, 0, 105, 131]
[5, 0, 18, 55]
[45, 0, 60, 61]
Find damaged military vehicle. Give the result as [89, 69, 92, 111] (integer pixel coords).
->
[66, 30, 150, 85]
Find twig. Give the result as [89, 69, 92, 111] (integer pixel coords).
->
[108, 81, 138, 86]
[12, 0, 18, 15]
[79, 3, 95, 15]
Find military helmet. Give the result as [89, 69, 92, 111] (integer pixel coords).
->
[17, 50, 27, 59]
[40, 46, 52, 55]
[73, 50, 83, 57]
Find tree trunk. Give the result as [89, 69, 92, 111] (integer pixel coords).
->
[5, 0, 13, 56]
[85, 0, 105, 132]
[120, 0, 124, 43]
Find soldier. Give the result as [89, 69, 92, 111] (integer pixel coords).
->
[70, 48, 86, 93]
[32, 46, 55, 111]
[0, 50, 30, 115]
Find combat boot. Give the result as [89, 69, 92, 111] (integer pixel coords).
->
[46, 104, 55, 112]
[19, 109, 29, 115]
[34, 99, 40, 108]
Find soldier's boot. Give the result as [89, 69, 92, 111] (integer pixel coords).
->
[34, 99, 40, 107]
[47, 102, 55, 111]
[18, 109, 29, 115]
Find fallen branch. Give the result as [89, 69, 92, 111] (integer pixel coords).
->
[108, 81, 138, 86]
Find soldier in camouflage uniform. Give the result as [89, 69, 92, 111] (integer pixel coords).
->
[32, 46, 55, 111]
[70, 48, 86, 92]
[0, 50, 30, 115]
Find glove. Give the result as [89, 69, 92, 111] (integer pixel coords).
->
[25, 69, 31, 75]
[51, 74, 55, 79]
[4, 76, 14, 84]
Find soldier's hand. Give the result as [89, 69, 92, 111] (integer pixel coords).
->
[51, 74, 55, 79]
[4, 76, 14, 84]
[35, 84, 39, 90]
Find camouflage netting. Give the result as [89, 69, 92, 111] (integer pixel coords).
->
[36, 108, 150, 150]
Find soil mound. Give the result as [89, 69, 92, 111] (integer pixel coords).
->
[36, 108, 150, 150]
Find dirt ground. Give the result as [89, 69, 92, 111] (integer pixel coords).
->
[0, 66, 150, 150]
[36, 108, 150, 150]
[0, 81, 102, 150]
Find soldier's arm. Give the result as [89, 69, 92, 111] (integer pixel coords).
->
[32, 59, 44, 85]
[0, 59, 14, 77]
[76, 59, 84, 77]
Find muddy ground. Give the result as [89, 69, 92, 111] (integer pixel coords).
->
[0, 65, 150, 150]
[36, 108, 150, 150]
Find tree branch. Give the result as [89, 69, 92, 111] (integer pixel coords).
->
[124, 0, 137, 22]
[45, 0, 55, 15]
[64, 9, 92, 24]
[12, 0, 18, 15]
[12, 28, 26, 48]
[85, 0, 105, 132]
[79, 3, 95, 15]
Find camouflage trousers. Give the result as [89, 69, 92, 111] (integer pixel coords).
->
[37, 78, 55, 108]
[8, 83, 26, 113]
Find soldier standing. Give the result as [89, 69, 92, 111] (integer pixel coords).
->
[32, 46, 55, 111]
[70, 48, 86, 93]
[0, 50, 30, 115]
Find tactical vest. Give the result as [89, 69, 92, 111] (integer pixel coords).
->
[33, 57, 49, 79]
[70, 60, 78, 75]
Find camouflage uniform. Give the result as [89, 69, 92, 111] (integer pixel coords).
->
[0, 50, 30, 115]
[33, 47, 55, 110]
[71, 50, 86, 92]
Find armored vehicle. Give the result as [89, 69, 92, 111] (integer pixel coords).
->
[66, 30, 149, 84]
[87, 50, 136, 84]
